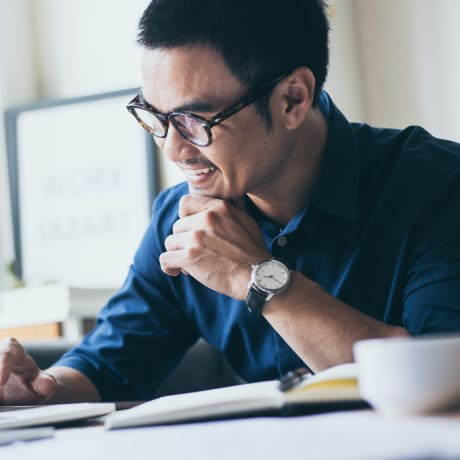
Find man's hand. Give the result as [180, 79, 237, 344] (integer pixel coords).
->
[160, 195, 270, 300]
[0, 337, 57, 405]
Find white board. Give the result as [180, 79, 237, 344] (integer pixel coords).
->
[6, 89, 157, 288]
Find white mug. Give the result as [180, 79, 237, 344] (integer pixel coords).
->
[353, 334, 460, 415]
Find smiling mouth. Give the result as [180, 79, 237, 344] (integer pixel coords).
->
[183, 167, 217, 178]
[181, 166, 218, 187]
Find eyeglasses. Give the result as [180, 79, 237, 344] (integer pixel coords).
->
[126, 72, 289, 147]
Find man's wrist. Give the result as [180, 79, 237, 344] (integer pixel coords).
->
[260, 271, 320, 316]
[245, 259, 292, 315]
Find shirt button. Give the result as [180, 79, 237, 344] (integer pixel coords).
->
[277, 236, 288, 247]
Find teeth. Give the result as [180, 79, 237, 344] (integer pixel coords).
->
[184, 167, 215, 177]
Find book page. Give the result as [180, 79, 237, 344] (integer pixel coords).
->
[106, 381, 282, 429]
[284, 362, 360, 403]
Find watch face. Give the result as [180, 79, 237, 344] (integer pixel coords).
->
[254, 260, 290, 293]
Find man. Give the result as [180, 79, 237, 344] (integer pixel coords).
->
[1, 0, 460, 405]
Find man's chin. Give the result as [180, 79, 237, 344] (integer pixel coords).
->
[187, 183, 243, 203]
[187, 183, 216, 198]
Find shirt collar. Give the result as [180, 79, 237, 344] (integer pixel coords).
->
[245, 91, 359, 232]
[310, 91, 359, 221]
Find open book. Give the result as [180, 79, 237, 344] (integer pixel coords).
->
[105, 363, 365, 430]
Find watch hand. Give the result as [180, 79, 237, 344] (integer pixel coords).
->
[262, 275, 283, 286]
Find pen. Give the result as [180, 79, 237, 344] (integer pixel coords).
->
[278, 367, 314, 392]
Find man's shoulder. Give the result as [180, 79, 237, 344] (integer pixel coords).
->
[352, 123, 460, 175]
[354, 123, 460, 157]
[350, 123, 460, 219]
[400, 125, 460, 161]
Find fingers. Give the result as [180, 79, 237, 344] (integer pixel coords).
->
[0, 337, 56, 405]
[159, 249, 189, 276]
[173, 200, 235, 236]
[178, 195, 262, 242]
[178, 194, 241, 219]
[178, 195, 214, 218]
[164, 232, 189, 251]
[161, 194, 269, 297]
[0, 337, 27, 385]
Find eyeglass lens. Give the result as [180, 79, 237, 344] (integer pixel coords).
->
[171, 114, 209, 146]
[133, 107, 210, 146]
[133, 108, 166, 137]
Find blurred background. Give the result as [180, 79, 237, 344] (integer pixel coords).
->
[0, 0, 459, 337]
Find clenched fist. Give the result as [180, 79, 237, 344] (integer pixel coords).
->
[160, 195, 270, 300]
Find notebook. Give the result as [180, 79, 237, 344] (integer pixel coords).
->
[105, 363, 365, 429]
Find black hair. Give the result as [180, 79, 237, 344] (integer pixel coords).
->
[137, 0, 329, 125]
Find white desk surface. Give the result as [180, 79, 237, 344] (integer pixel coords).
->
[2, 409, 460, 460]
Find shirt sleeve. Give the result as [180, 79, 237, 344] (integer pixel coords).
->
[53, 185, 199, 401]
[403, 168, 460, 334]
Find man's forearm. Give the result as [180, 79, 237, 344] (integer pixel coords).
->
[262, 271, 410, 372]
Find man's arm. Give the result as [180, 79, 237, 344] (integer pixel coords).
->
[0, 337, 100, 405]
[261, 272, 409, 371]
[160, 195, 409, 372]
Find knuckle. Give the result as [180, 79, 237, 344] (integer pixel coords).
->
[178, 195, 192, 214]
[158, 253, 168, 272]
[0, 349, 13, 362]
[0, 336, 17, 347]
[5, 347, 13, 358]
[204, 209, 219, 227]
[186, 246, 200, 260]
[192, 229, 207, 244]
[180, 194, 192, 206]
[216, 200, 230, 213]
[172, 220, 180, 233]
[164, 234, 173, 250]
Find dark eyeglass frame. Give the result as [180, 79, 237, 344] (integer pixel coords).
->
[126, 72, 290, 147]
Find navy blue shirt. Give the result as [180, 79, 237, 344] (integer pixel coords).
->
[56, 95, 460, 401]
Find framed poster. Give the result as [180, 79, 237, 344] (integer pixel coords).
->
[5, 88, 159, 288]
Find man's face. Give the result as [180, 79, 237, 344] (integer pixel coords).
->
[141, 45, 289, 202]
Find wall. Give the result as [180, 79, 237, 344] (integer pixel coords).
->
[32, 0, 149, 98]
[0, 0, 38, 288]
[325, 1, 365, 122]
[355, 0, 460, 142]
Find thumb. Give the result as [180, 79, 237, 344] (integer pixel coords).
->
[32, 372, 58, 402]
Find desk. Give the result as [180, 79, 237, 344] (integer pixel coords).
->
[2, 410, 460, 460]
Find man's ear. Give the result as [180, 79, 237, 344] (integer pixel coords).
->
[280, 67, 316, 130]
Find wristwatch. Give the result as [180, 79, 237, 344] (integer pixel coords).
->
[245, 259, 292, 315]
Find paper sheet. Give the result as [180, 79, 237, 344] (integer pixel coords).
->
[2, 411, 460, 460]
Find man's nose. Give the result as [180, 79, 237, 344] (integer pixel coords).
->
[158, 125, 201, 163]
